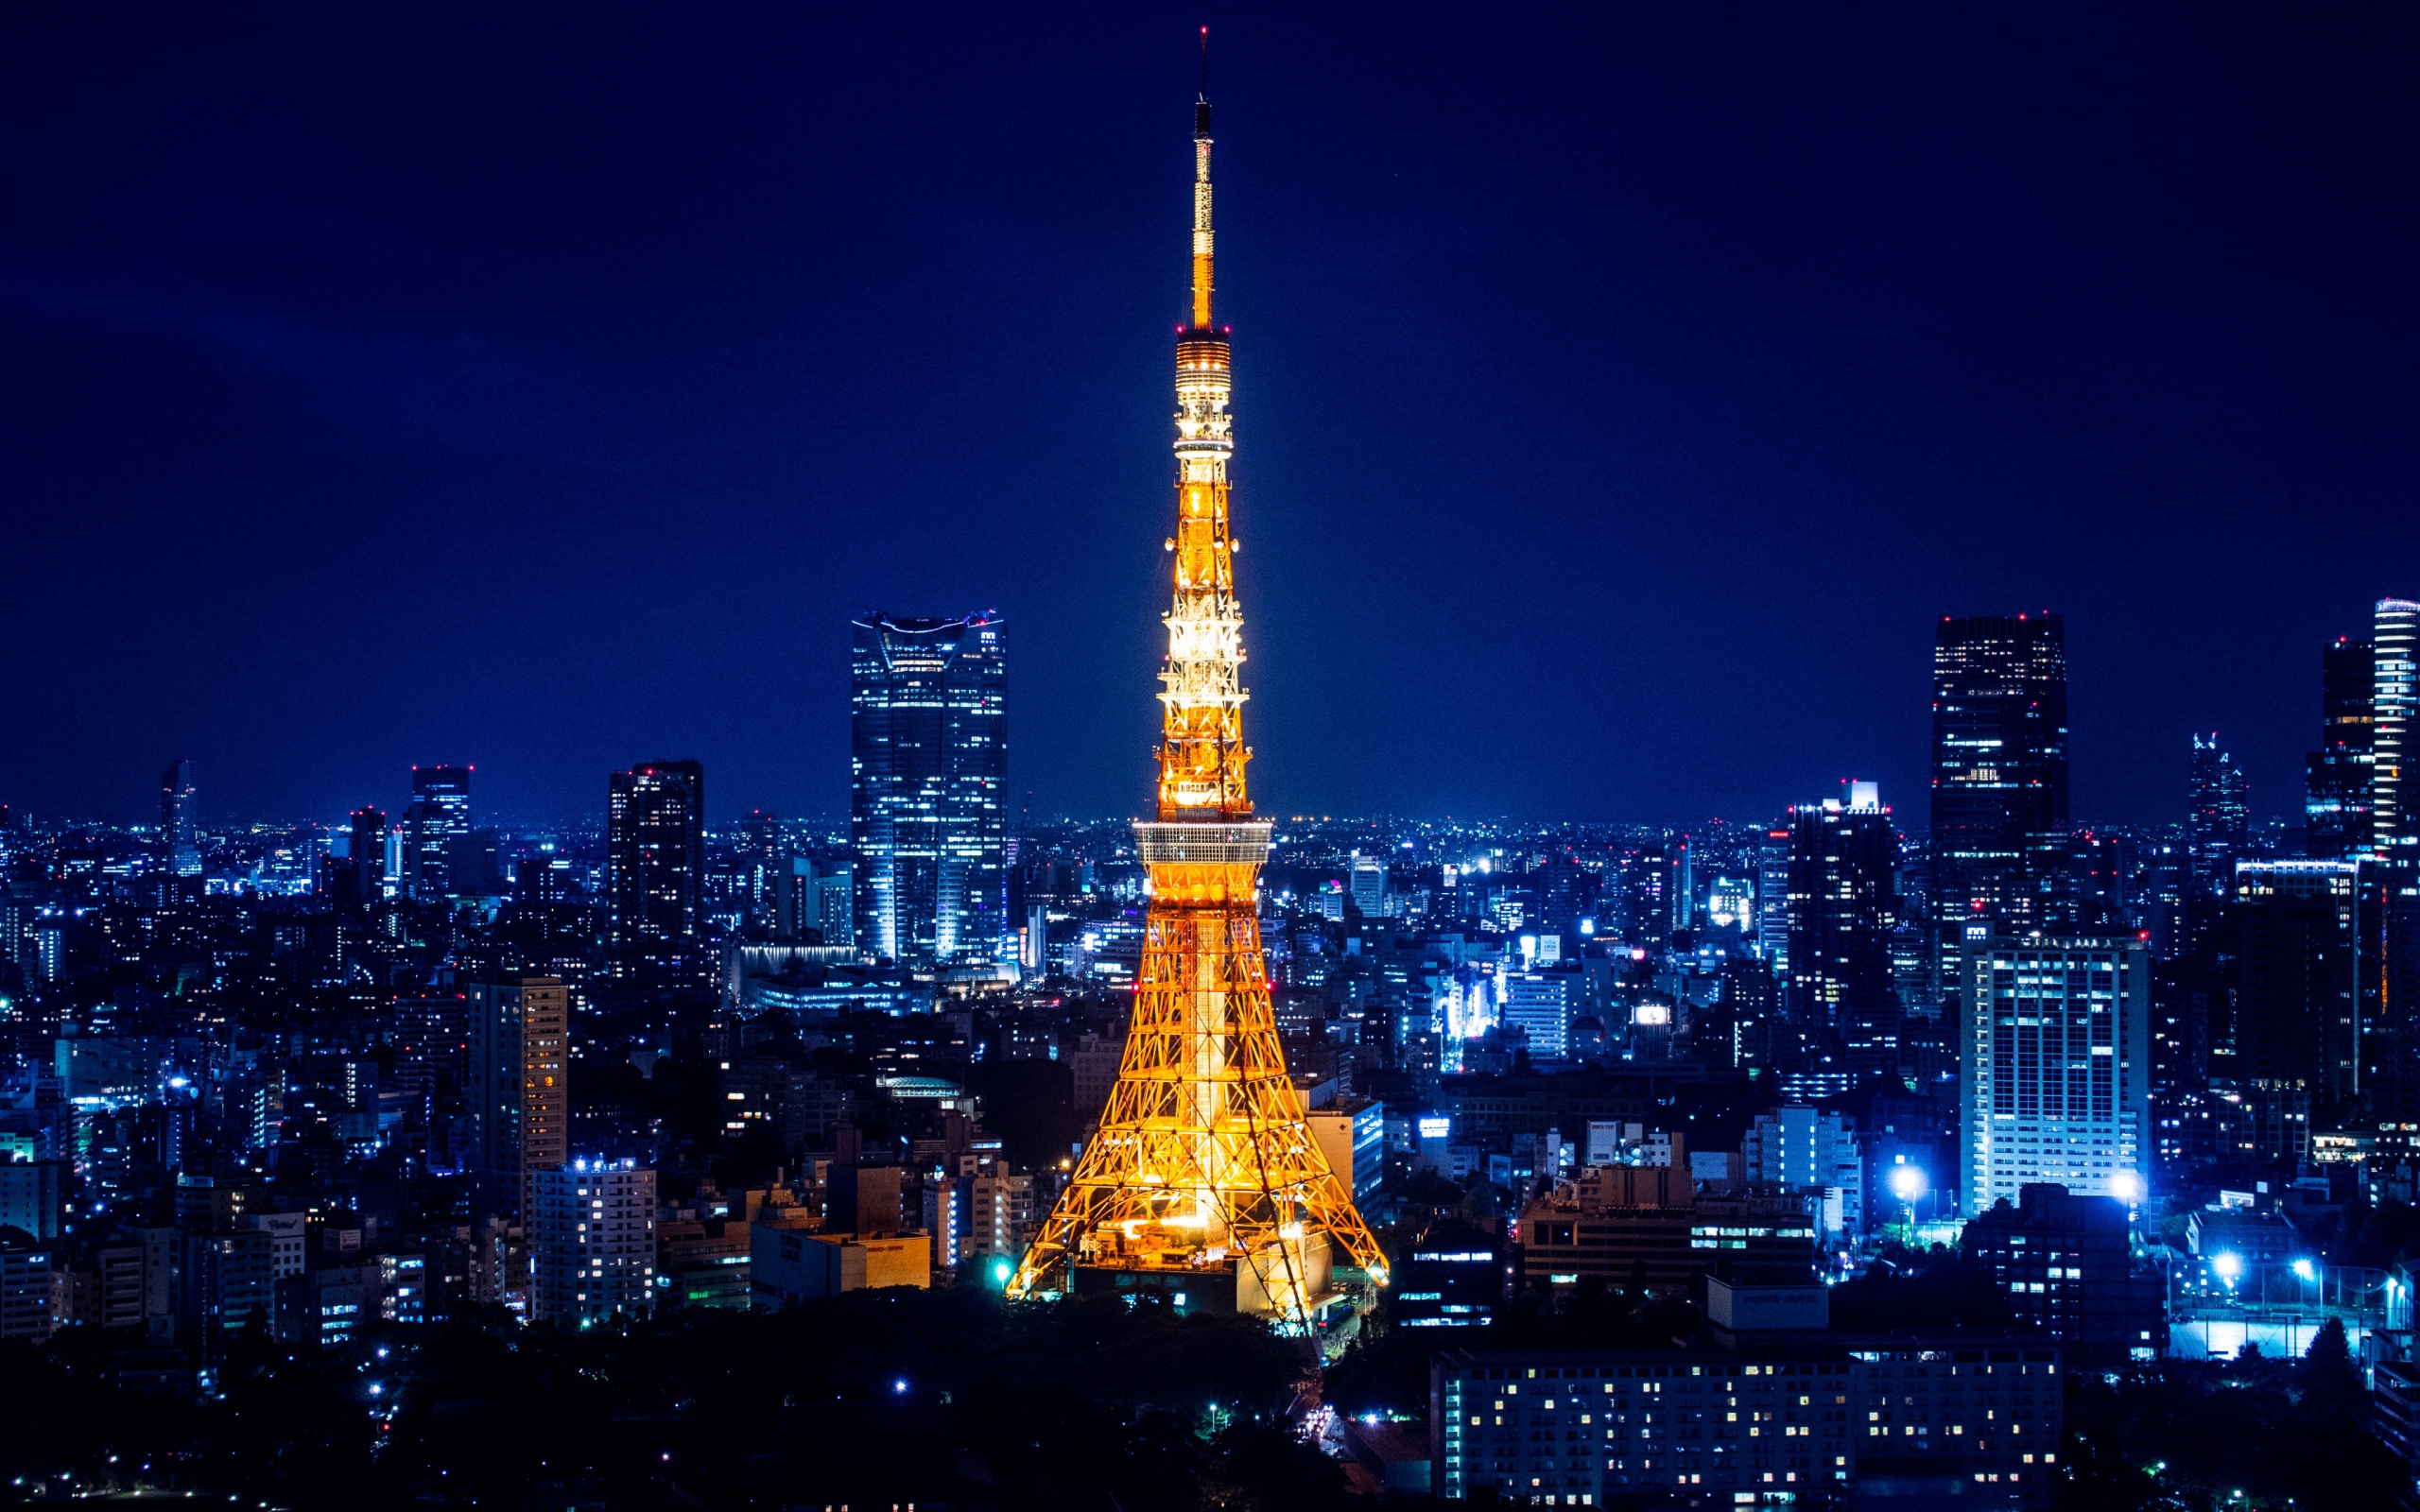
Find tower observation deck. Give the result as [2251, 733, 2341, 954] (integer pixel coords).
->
[1007, 53, 1389, 1330]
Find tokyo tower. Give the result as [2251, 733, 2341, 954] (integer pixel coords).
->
[1007, 50, 1389, 1324]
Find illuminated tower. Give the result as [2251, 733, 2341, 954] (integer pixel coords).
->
[1010, 58, 1387, 1324]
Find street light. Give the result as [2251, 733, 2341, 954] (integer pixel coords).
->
[2211, 1252, 2243, 1286]
[2292, 1258, 2317, 1282]
[1885, 1164, 1927, 1245]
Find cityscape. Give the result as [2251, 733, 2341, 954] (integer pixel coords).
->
[5, 10, 2417, 1512]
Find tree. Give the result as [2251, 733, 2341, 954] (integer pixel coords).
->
[2300, 1317, 2362, 1415]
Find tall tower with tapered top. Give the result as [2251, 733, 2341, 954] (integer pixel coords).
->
[1009, 51, 1387, 1328]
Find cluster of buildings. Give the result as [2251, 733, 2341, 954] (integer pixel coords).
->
[4, 553, 2419, 1503]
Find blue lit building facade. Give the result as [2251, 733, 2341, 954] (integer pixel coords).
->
[849, 611, 1008, 972]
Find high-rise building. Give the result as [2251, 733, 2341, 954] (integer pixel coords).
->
[1502, 972, 1576, 1059]
[159, 759, 200, 877]
[2377, 600, 2420, 853]
[348, 806, 388, 902]
[1754, 825, 1791, 971]
[405, 765, 472, 900]
[1009, 78, 1385, 1317]
[1930, 613, 2069, 990]
[530, 1159, 654, 1331]
[849, 611, 1007, 971]
[1960, 931, 2151, 1214]
[466, 976, 568, 1219]
[1349, 851, 1386, 918]
[2226, 861, 2360, 1108]
[1785, 782, 1899, 1075]
[2306, 637, 2375, 859]
[1621, 844, 1672, 948]
[2185, 734, 2251, 895]
[606, 761, 707, 988]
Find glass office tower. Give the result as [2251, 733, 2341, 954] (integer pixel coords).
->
[1930, 613, 2069, 1000]
[2306, 636, 2376, 859]
[850, 611, 1007, 971]
[406, 765, 472, 900]
[1786, 782, 1900, 1075]
[606, 761, 707, 988]
[159, 758, 201, 877]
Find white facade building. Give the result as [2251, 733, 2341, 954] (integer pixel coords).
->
[1503, 973, 1577, 1059]
[1742, 1107, 1863, 1237]
[1960, 931, 2151, 1215]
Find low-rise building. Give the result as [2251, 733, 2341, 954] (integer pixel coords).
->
[751, 1228, 930, 1306]
[1516, 1166, 1819, 1299]
[657, 1218, 751, 1311]
[1431, 1338, 2062, 1506]
[1962, 1182, 2165, 1355]
[1393, 1220, 1504, 1330]
[1742, 1106, 1863, 1237]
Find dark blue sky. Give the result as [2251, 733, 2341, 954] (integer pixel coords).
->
[4, 5, 2414, 829]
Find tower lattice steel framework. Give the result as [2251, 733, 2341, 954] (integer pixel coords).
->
[1008, 59, 1388, 1321]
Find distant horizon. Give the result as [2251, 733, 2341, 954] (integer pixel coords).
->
[9, 791, 2314, 840]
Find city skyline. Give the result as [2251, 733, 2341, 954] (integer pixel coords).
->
[7, 8, 2416, 828]
[7, 24, 2420, 1503]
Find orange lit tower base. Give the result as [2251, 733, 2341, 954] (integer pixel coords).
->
[1007, 68, 1386, 1329]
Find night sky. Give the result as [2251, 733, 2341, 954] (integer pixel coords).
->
[4, 5, 2415, 830]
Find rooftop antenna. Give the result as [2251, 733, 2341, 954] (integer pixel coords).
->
[1196, 26, 1210, 137]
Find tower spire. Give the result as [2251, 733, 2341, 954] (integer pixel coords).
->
[1190, 27, 1214, 332]
[1005, 62, 1388, 1327]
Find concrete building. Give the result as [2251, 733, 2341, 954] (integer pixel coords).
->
[1393, 1220, 1503, 1331]
[0, 1231, 55, 1342]
[1961, 1183, 2165, 1355]
[530, 1160, 655, 1332]
[0, 1159, 66, 1240]
[751, 1228, 931, 1305]
[1503, 972, 1579, 1059]
[1515, 1165, 1819, 1299]
[968, 1172, 1038, 1271]
[467, 975, 569, 1219]
[655, 1219, 752, 1312]
[1742, 1107, 1864, 1237]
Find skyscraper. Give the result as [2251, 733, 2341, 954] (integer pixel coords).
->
[1960, 931, 2151, 1214]
[467, 975, 568, 1219]
[849, 611, 1007, 971]
[606, 761, 707, 988]
[1010, 74, 1384, 1315]
[348, 806, 387, 902]
[159, 759, 200, 877]
[2185, 733, 2250, 895]
[2226, 861, 2360, 1108]
[2376, 599, 2420, 853]
[1785, 782, 1900, 1075]
[1930, 613, 2069, 982]
[405, 765, 472, 900]
[2305, 637, 2375, 859]
[1754, 824, 1791, 971]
